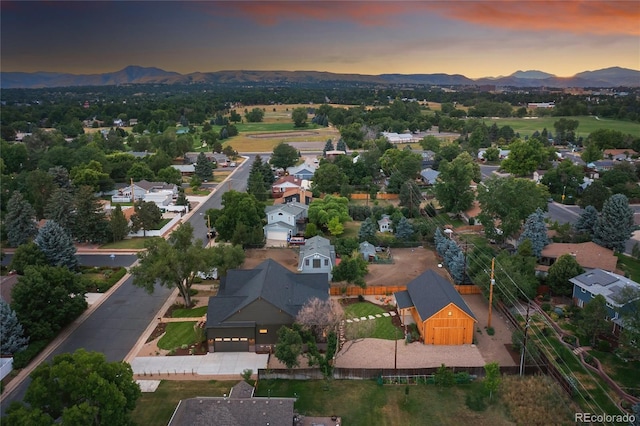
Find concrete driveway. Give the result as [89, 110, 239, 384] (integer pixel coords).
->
[130, 352, 268, 377]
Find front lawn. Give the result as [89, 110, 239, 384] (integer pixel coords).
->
[343, 302, 400, 340]
[157, 322, 199, 350]
[100, 237, 160, 250]
[615, 254, 640, 282]
[171, 306, 208, 318]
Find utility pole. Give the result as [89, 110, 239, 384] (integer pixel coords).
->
[488, 257, 495, 328]
[519, 303, 531, 376]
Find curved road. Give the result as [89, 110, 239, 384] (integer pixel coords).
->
[0, 155, 259, 413]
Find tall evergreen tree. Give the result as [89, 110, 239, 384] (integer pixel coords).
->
[323, 139, 334, 156]
[6, 192, 37, 247]
[0, 299, 29, 355]
[247, 156, 269, 201]
[336, 138, 347, 153]
[194, 151, 213, 181]
[44, 186, 75, 232]
[574, 205, 599, 236]
[34, 220, 78, 270]
[517, 208, 549, 258]
[109, 204, 130, 242]
[449, 251, 466, 284]
[73, 185, 109, 243]
[593, 194, 634, 252]
[358, 217, 377, 243]
[395, 217, 414, 241]
[130, 200, 162, 237]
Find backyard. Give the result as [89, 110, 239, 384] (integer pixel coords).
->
[132, 375, 576, 426]
[342, 301, 401, 340]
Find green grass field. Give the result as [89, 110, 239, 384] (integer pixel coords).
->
[588, 350, 640, 392]
[343, 302, 400, 340]
[615, 254, 640, 282]
[157, 322, 198, 350]
[170, 306, 208, 318]
[484, 116, 640, 138]
[100, 237, 160, 250]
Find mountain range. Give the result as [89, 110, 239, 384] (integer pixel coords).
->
[1, 66, 638, 89]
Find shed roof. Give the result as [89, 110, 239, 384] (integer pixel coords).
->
[402, 269, 476, 321]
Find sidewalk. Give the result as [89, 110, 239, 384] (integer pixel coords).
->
[130, 352, 268, 377]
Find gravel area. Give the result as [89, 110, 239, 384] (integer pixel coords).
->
[334, 338, 486, 368]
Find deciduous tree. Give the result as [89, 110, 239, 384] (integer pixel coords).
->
[296, 297, 340, 340]
[501, 139, 545, 177]
[579, 295, 609, 346]
[331, 252, 368, 287]
[578, 180, 610, 211]
[274, 326, 303, 369]
[9, 242, 47, 275]
[4, 349, 140, 426]
[483, 362, 501, 401]
[434, 152, 480, 214]
[270, 142, 300, 169]
[12, 266, 87, 341]
[547, 254, 584, 297]
[291, 107, 308, 127]
[210, 190, 265, 243]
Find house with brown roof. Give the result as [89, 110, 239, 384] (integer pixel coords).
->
[271, 175, 308, 198]
[537, 242, 618, 274]
[272, 187, 313, 205]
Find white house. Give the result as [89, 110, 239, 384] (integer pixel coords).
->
[263, 202, 309, 244]
[378, 214, 393, 233]
[297, 236, 336, 281]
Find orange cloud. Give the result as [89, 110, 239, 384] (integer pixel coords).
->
[205, 1, 639, 36]
[424, 1, 640, 36]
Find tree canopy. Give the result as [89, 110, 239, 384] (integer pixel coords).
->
[547, 254, 584, 297]
[208, 190, 265, 245]
[270, 142, 299, 169]
[434, 152, 480, 214]
[477, 177, 549, 243]
[308, 195, 350, 231]
[593, 193, 634, 252]
[131, 222, 244, 308]
[0, 299, 29, 355]
[4, 349, 140, 426]
[34, 220, 78, 270]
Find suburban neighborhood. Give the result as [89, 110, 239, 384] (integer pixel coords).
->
[1, 71, 640, 426]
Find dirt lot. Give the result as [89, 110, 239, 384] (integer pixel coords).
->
[242, 246, 443, 286]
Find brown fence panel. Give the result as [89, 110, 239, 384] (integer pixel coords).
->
[453, 285, 483, 295]
[330, 286, 407, 296]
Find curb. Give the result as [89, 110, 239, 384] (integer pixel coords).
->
[0, 268, 135, 404]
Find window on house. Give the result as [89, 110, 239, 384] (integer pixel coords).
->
[580, 288, 586, 293]
[590, 293, 595, 298]
[313, 258, 321, 268]
[324, 259, 329, 266]
[305, 259, 309, 266]
[259, 329, 268, 334]
[606, 302, 613, 308]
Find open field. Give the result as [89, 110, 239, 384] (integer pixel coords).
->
[484, 116, 640, 138]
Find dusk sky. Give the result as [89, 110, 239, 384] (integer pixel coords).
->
[2, 1, 639, 78]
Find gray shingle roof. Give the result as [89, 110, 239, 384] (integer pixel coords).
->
[207, 259, 329, 328]
[403, 269, 476, 321]
[394, 290, 413, 310]
[570, 268, 640, 307]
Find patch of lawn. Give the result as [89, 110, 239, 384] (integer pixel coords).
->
[341, 221, 360, 239]
[155, 218, 171, 229]
[588, 350, 640, 391]
[100, 237, 160, 250]
[343, 302, 400, 340]
[157, 322, 198, 350]
[484, 116, 640, 138]
[255, 379, 511, 425]
[132, 380, 235, 425]
[615, 254, 640, 282]
[171, 306, 208, 318]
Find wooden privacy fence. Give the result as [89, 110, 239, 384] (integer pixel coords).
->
[330, 284, 482, 296]
[350, 193, 399, 200]
[257, 366, 541, 382]
[453, 285, 483, 295]
[330, 285, 406, 296]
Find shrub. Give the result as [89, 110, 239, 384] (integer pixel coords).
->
[541, 303, 552, 312]
[597, 340, 611, 352]
[465, 390, 487, 411]
[12, 340, 49, 369]
[357, 294, 365, 302]
[454, 371, 472, 384]
[485, 327, 495, 336]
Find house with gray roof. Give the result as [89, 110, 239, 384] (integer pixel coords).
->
[420, 168, 440, 185]
[297, 236, 336, 280]
[570, 269, 640, 333]
[206, 259, 329, 353]
[168, 381, 295, 426]
[394, 269, 476, 345]
[263, 202, 308, 244]
[286, 162, 317, 180]
[359, 241, 376, 260]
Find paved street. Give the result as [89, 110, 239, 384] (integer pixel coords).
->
[0, 160, 252, 414]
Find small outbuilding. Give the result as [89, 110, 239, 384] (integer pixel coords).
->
[394, 269, 477, 345]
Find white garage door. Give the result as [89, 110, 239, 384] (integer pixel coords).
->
[267, 230, 289, 241]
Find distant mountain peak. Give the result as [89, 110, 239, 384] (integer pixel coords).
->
[510, 70, 556, 79]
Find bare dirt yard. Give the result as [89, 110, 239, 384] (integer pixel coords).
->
[242, 247, 444, 287]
